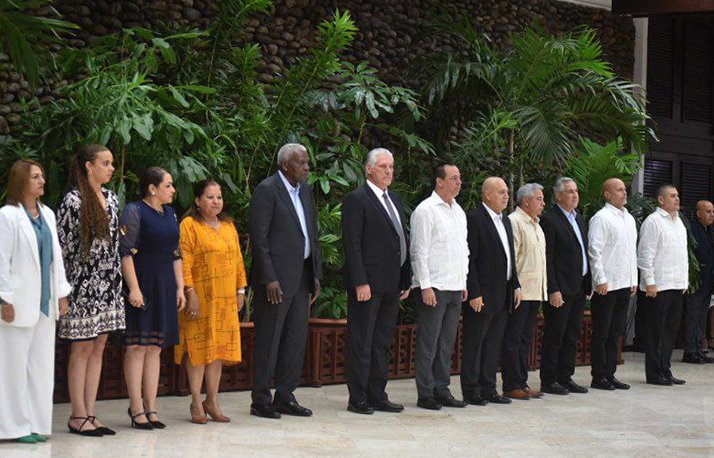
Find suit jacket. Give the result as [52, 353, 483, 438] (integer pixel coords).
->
[249, 172, 322, 297]
[341, 183, 411, 293]
[466, 204, 520, 314]
[691, 219, 714, 294]
[540, 206, 592, 297]
[0, 203, 72, 327]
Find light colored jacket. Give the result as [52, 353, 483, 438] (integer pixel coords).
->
[508, 206, 547, 301]
[0, 203, 72, 327]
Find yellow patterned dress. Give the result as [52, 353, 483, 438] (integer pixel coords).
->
[175, 216, 247, 365]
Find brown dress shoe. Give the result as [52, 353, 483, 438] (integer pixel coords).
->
[203, 400, 231, 423]
[524, 387, 543, 398]
[190, 403, 208, 425]
[503, 389, 530, 400]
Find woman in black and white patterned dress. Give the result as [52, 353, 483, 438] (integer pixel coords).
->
[57, 145, 125, 436]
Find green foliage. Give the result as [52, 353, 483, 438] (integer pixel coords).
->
[312, 287, 348, 319]
[420, 20, 654, 202]
[0, 0, 77, 86]
[564, 137, 640, 219]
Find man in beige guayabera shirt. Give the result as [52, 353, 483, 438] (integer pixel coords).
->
[501, 183, 548, 400]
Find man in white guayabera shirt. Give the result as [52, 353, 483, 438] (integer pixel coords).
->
[410, 164, 469, 410]
[587, 178, 637, 391]
[637, 184, 688, 386]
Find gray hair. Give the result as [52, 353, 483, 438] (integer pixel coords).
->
[553, 176, 576, 194]
[516, 183, 544, 205]
[365, 148, 393, 167]
[277, 143, 307, 166]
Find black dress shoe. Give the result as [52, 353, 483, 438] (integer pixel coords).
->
[697, 351, 714, 363]
[417, 397, 442, 410]
[274, 400, 313, 417]
[590, 378, 615, 390]
[484, 393, 512, 404]
[666, 375, 686, 385]
[682, 352, 706, 364]
[435, 394, 467, 408]
[541, 382, 569, 395]
[608, 377, 630, 390]
[250, 403, 281, 419]
[563, 380, 589, 394]
[646, 376, 673, 386]
[347, 400, 374, 415]
[463, 393, 488, 406]
[371, 399, 404, 413]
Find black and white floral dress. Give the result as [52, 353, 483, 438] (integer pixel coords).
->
[57, 188, 126, 340]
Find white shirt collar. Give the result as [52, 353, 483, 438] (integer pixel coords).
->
[656, 206, 679, 220]
[605, 202, 627, 216]
[278, 170, 299, 193]
[483, 203, 502, 220]
[366, 178, 388, 199]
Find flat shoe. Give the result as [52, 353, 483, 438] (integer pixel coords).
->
[88, 416, 116, 435]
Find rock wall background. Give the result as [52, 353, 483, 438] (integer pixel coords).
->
[0, 0, 635, 134]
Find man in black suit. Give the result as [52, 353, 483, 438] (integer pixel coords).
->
[683, 200, 714, 364]
[461, 177, 521, 406]
[342, 148, 411, 415]
[539, 177, 591, 395]
[249, 143, 322, 419]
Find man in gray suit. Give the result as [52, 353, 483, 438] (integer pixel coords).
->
[249, 143, 322, 419]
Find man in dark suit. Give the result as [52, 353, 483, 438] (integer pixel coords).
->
[683, 200, 714, 364]
[342, 148, 411, 415]
[249, 143, 322, 419]
[461, 177, 521, 406]
[539, 177, 591, 395]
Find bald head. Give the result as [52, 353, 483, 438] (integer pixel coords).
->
[482, 177, 509, 213]
[603, 178, 627, 209]
[696, 200, 714, 227]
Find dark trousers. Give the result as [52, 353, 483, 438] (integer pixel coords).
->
[590, 288, 630, 380]
[540, 285, 585, 386]
[501, 301, 540, 392]
[683, 287, 712, 354]
[346, 289, 399, 404]
[460, 304, 508, 397]
[415, 289, 462, 399]
[645, 289, 683, 380]
[251, 263, 311, 406]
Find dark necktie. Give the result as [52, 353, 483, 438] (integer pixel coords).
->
[383, 192, 407, 266]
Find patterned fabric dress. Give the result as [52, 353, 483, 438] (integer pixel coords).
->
[57, 188, 126, 340]
[119, 201, 181, 348]
[174, 217, 246, 365]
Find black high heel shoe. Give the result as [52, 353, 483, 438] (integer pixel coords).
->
[68, 416, 104, 437]
[145, 411, 166, 429]
[127, 408, 154, 430]
[88, 416, 116, 435]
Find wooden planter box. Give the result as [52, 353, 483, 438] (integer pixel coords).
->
[53, 309, 616, 402]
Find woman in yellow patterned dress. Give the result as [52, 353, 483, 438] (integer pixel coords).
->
[176, 180, 247, 424]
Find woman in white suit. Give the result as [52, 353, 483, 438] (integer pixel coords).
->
[0, 160, 72, 443]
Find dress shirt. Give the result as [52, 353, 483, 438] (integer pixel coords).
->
[366, 179, 402, 226]
[483, 203, 512, 281]
[637, 207, 688, 291]
[278, 170, 310, 259]
[558, 205, 587, 276]
[588, 203, 638, 292]
[410, 191, 469, 291]
[508, 206, 547, 301]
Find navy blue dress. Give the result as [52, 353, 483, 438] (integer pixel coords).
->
[119, 201, 181, 348]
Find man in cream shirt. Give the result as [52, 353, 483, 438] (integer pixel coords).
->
[502, 183, 547, 400]
[411, 164, 469, 410]
[588, 178, 637, 391]
[637, 184, 688, 386]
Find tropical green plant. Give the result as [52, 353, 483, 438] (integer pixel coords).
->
[0, 0, 77, 86]
[564, 137, 641, 219]
[420, 18, 654, 202]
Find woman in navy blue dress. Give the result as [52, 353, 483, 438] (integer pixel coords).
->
[119, 167, 185, 429]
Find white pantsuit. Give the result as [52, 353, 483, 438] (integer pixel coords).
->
[0, 203, 71, 439]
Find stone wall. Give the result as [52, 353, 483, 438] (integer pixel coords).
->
[0, 0, 635, 134]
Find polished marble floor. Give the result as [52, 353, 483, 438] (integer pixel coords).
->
[1, 350, 713, 458]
